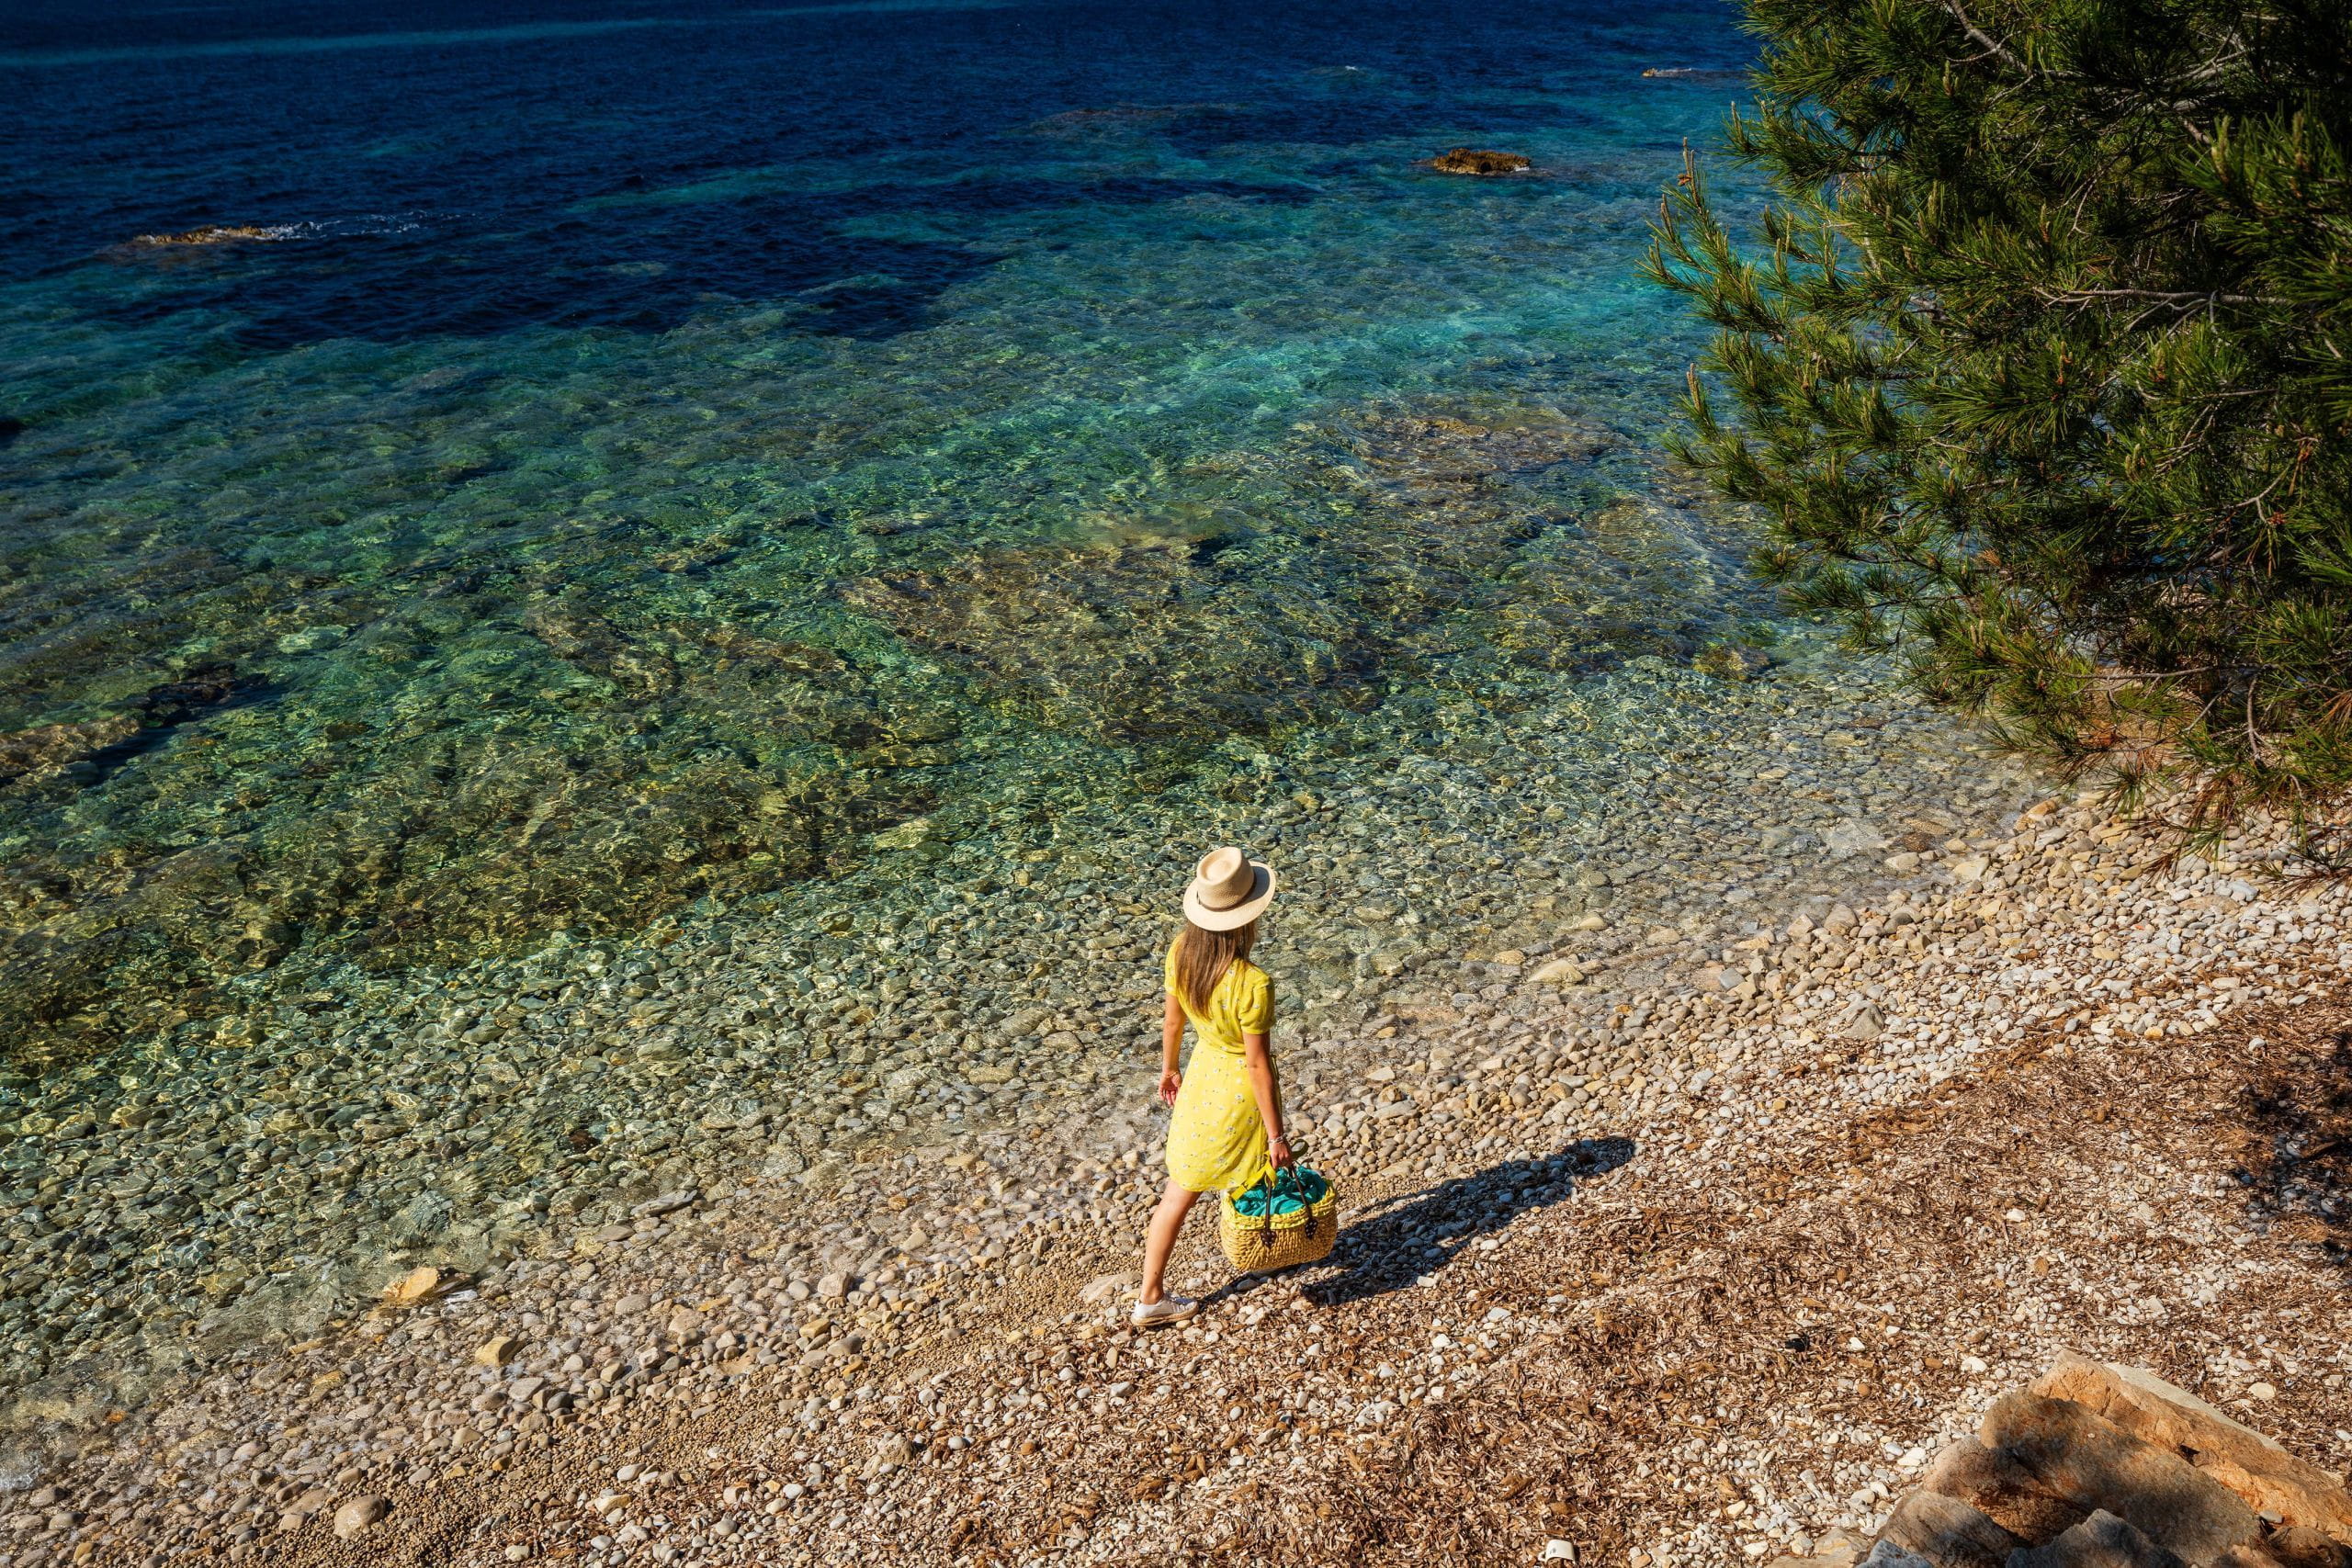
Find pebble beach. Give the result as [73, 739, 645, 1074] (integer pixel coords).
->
[7, 4, 2350, 1562]
[6, 635, 2347, 1565]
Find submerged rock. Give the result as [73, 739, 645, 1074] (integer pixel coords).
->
[1694, 643, 1774, 681]
[1429, 148, 1532, 175]
[379, 1267, 445, 1308]
[0, 715, 137, 786]
[136, 663, 248, 727]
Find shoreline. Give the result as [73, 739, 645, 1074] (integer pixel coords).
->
[4, 720, 2346, 1562]
[0, 626, 2041, 1442]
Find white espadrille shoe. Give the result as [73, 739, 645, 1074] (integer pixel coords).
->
[1129, 1295, 1199, 1329]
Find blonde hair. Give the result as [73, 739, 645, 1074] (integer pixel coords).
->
[1172, 917, 1258, 1019]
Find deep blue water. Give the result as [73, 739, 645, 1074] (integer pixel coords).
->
[0, 0, 1760, 1070]
[3, 0, 1748, 353]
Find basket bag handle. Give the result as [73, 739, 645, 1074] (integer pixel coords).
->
[1246, 1159, 1320, 1235]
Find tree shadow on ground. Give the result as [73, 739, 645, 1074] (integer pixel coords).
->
[2236, 1021, 2352, 1269]
[1269, 1135, 1636, 1308]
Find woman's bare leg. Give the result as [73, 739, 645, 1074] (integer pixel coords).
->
[1139, 1179, 1202, 1305]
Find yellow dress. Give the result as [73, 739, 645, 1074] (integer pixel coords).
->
[1163, 939, 1275, 1193]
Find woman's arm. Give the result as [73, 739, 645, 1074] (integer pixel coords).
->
[1158, 991, 1185, 1105]
[1240, 1032, 1293, 1169]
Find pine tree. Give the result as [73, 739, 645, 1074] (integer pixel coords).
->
[1647, 0, 2352, 856]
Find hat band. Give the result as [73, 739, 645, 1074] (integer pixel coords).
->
[1198, 874, 1257, 912]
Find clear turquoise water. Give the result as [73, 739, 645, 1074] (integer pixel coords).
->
[0, 0, 1761, 1073]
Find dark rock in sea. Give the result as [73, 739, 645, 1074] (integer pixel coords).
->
[0, 418, 24, 446]
[1027, 104, 1183, 137]
[138, 664, 249, 727]
[1429, 148, 1532, 175]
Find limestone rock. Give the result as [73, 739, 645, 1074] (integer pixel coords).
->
[2008, 1509, 2187, 1568]
[1859, 1544, 1936, 1568]
[1079, 1271, 1138, 1306]
[2031, 1355, 2352, 1544]
[379, 1266, 443, 1308]
[473, 1335, 523, 1367]
[2249, 1526, 2352, 1568]
[1842, 1003, 1886, 1043]
[332, 1495, 390, 1540]
[866, 1432, 915, 1477]
[1769, 1529, 1869, 1568]
[1824, 818, 1888, 860]
[1923, 1436, 2090, 1542]
[1980, 1392, 2262, 1563]
[632, 1190, 699, 1219]
[1878, 1489, 2025, 1568]
[1878, 1364, 2352, 1568]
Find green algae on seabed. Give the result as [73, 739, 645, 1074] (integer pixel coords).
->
[0, 381, 1765, 1076]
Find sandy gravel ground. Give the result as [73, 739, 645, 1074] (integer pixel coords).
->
[243, 999, 2348, 1568]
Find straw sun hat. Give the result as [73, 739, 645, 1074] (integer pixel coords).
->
[1182, 846, 1277, 931]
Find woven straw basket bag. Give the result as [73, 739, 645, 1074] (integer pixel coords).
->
[1219, 1163, 1340, 1273]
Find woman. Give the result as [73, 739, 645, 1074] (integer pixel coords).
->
[1133, 846, 1293, 1328]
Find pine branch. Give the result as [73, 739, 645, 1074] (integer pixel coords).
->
[1648, 0, 2352, 842]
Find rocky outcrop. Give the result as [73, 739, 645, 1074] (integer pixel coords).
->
[2031, 1357, 2352, 1544]
[129, 224, 287, 246]
[1429, 147, 1532, 175]
[1810, 1356, 2352, 1568]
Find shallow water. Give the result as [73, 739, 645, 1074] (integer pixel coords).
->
[0, 0, 1764, 1073]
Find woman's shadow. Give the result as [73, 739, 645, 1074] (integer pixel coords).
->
[1273, 1135, 1636, 1307]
